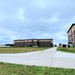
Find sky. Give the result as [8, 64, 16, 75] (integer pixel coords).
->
[0, 0, 75, 45]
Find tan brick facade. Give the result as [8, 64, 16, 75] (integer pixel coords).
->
[67, 23, 75, 46]
[14, 39, 53, 47]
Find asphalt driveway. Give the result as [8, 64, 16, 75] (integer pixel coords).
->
[0, 47, 75, 69]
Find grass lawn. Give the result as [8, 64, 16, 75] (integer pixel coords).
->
[0, 47, 51, 53]
[57, 47, 75, 53]
[0, 62, 75, 75]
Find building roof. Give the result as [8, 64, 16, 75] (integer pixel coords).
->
[67, 23, 75, 33]
[14, 39, 53, 41]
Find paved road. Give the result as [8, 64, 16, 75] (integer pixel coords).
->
[0, 47, 75, 69]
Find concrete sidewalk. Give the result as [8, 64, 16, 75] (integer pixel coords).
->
[0, 47, 56, 66]
[0, 47, 75, 69]
[51, 51, 75, 69]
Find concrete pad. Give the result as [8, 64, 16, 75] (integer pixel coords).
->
[0, 47, 75, 69]
[51, 58, 75, 69]
[51, 51, 75, 69]
[0, 47, 57, 67]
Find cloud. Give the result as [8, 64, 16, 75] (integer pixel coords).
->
[16, 8, 29, 22]
[35, 0, 47, 8]
[0, 0, 75, 45]
[0, 28, 17, 38]
[16, 8, 25, 21]
[0, 11, 10, 22]
[40, 15, 59, 24]
[56, 32, 67, 40]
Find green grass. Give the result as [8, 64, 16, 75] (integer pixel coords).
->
[0, 47, 51, 53]
[0, 62, 75, 75]
[57, 47, 75, 53]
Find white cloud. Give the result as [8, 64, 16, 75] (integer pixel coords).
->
[35, 0, 47, 8]
[40, 16, 59, 24]
[55, 31, 68, 40]
[14, 8, 30, 23]
[0, 8, 28, 23]
[47, 17, 59, 23]
[48, 13, 60, 23]
[0, 11, 10, 22]
[32, 31, 52, 39]
[0, 0, 74, 45]
[16, 8, 25, 21]
[0, 28, 19, 43]
[30, 31, 68, 44]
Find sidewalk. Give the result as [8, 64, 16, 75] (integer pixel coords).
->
[0, 47, 57, 66]
[0, 47, 75, 69]
[51, 51, 75, 69]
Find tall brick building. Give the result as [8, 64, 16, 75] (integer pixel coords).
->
[14, 39, 53, 47]
[67, 23, 75, 46]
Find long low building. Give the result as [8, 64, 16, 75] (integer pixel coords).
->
[14, 39, 53, 47]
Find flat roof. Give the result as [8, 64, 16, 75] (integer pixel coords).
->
[67, 23, 75, 33]
[14, 39, 53, 41]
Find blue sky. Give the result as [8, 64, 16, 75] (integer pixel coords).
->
[0, 0, 75, 45]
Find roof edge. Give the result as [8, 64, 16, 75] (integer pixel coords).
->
[14, 39, 53, 41]
[67, 23, 75, 33]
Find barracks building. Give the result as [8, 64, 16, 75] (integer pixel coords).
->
[67, 23, 75, 46]
[14, 39, 53, 47]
